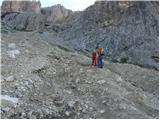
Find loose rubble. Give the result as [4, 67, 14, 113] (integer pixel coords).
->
[1, 32, 158, 119]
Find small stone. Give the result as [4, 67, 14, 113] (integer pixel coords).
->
[65, 111, 70, 116]
[87, 69, 92, 72]
[28, 111, 33, 118]
[77, 112, 80, 115]
[82, 109, 86, 113]
[25, 49, 29, 53]
[8, 43, 16, 49]
[80, 68, 83, 72]
[65, 90, 72, 94]
[31, 115, 36, 119]
[117, 77, 123, 81]
[1, 106, 10, 112]
[99, 110, 105, 114]
[68, 101, 75, 108]
[85, 104, 88, 109]
[102, 100, 106, 104]
[85, 80, 91, 84]
[89, 107, 93, 111]
[42, 108, 50, 115]
[1, 78, 5, 83]
[7, 50, 20, 58]
[21, 112, 26, 118]
[97, 80, 106, 84]
[20, 75, 24, 78]
[70, 84, 76, 89]
[76, 78, 80, 83]
[5, 76, 14, 82]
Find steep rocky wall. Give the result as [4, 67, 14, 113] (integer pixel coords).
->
[1, 12, 45, 32]
[52, 1, 159, 70]
[41, 4, 73, 23]
[1, 0, 41, 13]
[1, 1, 73, 32]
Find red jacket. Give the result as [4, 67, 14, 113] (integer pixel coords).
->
[97, 48, 103, 55]
[92, 51, 97, 60]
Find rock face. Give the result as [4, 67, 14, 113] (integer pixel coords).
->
[1, 12, 45, 32]
[1, 0, 44, 32]
[41, 4, 73, 23]
[1, 0, 41, 13]
[1, 1, 73, 32]
[51, 1, 159, 70]
[1, 31, 159, 119]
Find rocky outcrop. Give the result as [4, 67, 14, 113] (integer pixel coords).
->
[41, 4, 73, 23]
[1, 12, 45, 32]
[51, 1, 159, 70]
[1, 0, 41, 13]
[1, 0, 44, 32]
[1, 1, 73, 32]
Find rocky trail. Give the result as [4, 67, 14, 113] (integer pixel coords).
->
[1, 31, 158, 119]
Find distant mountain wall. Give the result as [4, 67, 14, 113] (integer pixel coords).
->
[1, 0, 41, 13]
[41, 4, 73, 23]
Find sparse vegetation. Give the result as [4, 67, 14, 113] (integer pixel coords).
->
[120, 57, 129, 63]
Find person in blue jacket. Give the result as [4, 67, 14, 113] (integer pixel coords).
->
[96, 46, 104, 68]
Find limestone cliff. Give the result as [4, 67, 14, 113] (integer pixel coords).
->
[1, 0, 41, 13]
[41, 4, 73, 22]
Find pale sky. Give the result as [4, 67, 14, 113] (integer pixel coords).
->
[0, 0, 97, 11]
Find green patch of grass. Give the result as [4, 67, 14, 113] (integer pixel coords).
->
[112, 59, 119, 63]
[120, 57, 128, 63]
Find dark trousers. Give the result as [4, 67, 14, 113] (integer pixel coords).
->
[97, 55, 103, 68]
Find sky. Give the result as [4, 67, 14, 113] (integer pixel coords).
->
[0, 0, 97, 11]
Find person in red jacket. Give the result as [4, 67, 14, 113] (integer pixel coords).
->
[91, 50, 97, 66]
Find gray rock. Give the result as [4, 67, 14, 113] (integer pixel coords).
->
[99, 110, 105, 114]
[1, 106, 10, 112]
[7, 49, 20, 58]
[65, 111, 70, 116]
[8, 43, 16, 49]
[97, 80, 106, 84]
[5, 76, 14, 82]
[68, 101, 75, 108]
[2, 12, 45, 31]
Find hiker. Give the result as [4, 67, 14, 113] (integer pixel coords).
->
[96, 46, 104, 68]
[98, 53, 103, 68]
[91, 49, 97, 66]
